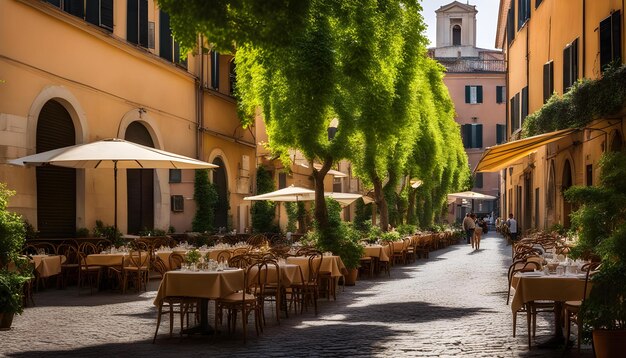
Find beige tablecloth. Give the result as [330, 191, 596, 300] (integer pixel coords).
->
[363, 245, 390, 262]
[511, 273, 589, 314]
[85, 252, 149, 267]
[287, 255, 346, 279]
[248, 263, 303, 286]
[156, 248, 242, 270]
[31, 255, 66, 278]
[153, 269, 244, 305]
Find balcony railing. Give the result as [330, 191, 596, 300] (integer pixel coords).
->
[437, 59, 506, 73]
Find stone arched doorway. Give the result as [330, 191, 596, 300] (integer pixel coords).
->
[125, 122, 154, 234]
[561, 160, 573, 228]
[36, 100, 76, 238]
[212, 157, 228, 230]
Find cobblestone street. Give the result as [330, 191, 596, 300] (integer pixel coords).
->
[1, 232, 594, 357]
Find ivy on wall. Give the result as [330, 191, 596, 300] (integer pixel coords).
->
[522, 64, 626, 138]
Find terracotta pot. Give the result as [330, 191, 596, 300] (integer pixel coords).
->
[344, 268, 358, 286]
[0, 312, 15, 331]
[592, 329, 626, 358]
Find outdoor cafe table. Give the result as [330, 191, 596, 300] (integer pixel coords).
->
[85, 252, 149, 267]
[153, 269, 245, 335]
[156, 248, 245, 270]
[511, 272, 589, 341]
[362, 245, 390, 262]
[31, 254, 65, 278]
[286, 255, 346, 279]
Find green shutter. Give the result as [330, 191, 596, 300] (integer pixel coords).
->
[462, 124, 471, 148]
[159, 11, 173, 62]
[465, 86, 471, 103]
[127, 0, 138, 45]
[476, 124, 483, 148]
[477, 86, 483, 103]
[496, 86, 503, 103]
[139, 0, 149, 48]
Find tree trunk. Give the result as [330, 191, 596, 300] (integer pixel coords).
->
[311, 157, 332, 230]
[373, 176, 389, 231]
[407, 188, 417, 225]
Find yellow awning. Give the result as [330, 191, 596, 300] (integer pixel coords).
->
[475, 128, 579, 172]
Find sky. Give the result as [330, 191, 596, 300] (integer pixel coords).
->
[420, 0, 500, 50]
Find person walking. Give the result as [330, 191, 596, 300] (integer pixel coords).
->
[506, 213, 518, 242]
[473, 216, 483, 250]
[463, 213, 476, 244]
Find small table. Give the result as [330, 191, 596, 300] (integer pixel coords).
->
[153, 269, 245, 335]
[511, 272, 589, 343]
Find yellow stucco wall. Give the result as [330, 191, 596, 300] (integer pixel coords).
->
[0, 0, 256, 235]
[499, 0, 625, 232]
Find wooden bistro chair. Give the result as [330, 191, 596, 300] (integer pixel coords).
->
[122, 250, 150, 293]
[215, 261, 265, 343]
[152, 259, 199, 343]
[291, 251, 323, 315]
[564, 262, 601, 352]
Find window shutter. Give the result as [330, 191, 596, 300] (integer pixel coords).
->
[496, 86, 503, 103]
[64, 0, 84, 18]
[600, 15, 613, 70]
[509, 97, 515, 133]
[462, 124, 471, 148]
[563, 45, 571, 92]
[571, 39, 579, 84]
[100, 0, 113, 30]
[127, 0, 138, 45]
[496, 124, 504, 144]
[139, 0, 149, 48]
[612, 11, 622, 64]
[465, 86, 471, 103]
[46, 0, 61, 7]
[512, 92, 520, 131]
[159, 11, 173, 61]
[521, 87, 528, 125]
[542, 62, 550, 103]
[476, 124, 483, 148]
[86, 0, 99, 26]
[475, 173, 483, 189]
[211, 51, 220, 89]
[174, 42, 181, 64]
[507, 6, 515, 47]
[477, 86, 483, 103]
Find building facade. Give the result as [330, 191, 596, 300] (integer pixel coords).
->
[491, 0, 625, 233]
[0, 0, 256, 236]
[431, 1, 507, 221]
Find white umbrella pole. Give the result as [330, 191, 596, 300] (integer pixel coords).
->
[114, 160, 118, 231]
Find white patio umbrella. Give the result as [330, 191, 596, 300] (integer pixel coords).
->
[244, 186, 369, 206]
[447, 191, 497, 212]
[9, 138, 217, 229]
[243, 185, 316, 202]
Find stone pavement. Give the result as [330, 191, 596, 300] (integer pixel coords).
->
[1, 232, 594, 357]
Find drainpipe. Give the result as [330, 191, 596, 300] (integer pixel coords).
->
[582, 0, 586, 78]
[197, 36, 204, 160]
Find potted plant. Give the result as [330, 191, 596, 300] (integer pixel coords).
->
[564, 152, 626, 357]
[0, 183, 30, 330]
[314, 198, 364, 285]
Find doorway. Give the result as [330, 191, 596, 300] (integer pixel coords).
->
[125, 122, 154, 234]
[212, 157, 228, 230]
[36, 100, 76, 238]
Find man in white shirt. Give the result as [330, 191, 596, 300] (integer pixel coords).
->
[506, 213, 518, 241]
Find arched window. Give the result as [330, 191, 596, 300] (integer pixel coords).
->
[452, 25, 461, 46]
[546, 160, 556, 211]
[562, 160, 573, 228]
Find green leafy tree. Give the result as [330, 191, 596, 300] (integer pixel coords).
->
[192, 169, 218, 232]
[565, 152, 626, 335]
[157, 0, 465, 235]
[251, 166, 278, 233]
